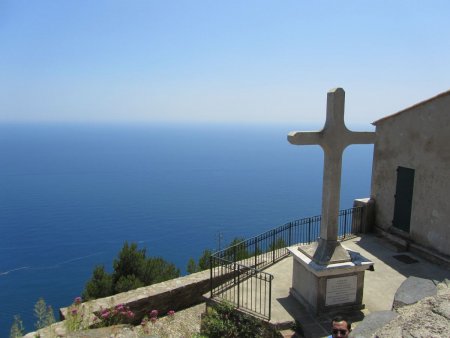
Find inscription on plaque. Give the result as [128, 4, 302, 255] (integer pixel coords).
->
[325, 275, 357, 306]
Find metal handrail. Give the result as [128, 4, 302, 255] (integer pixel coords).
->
[209, 206, 364, 320]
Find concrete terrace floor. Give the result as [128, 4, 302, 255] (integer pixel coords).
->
[242, 234, 450, 337]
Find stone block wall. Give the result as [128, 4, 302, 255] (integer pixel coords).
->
[60, 267, 233, 326]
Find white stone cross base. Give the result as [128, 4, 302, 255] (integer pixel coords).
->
[288, 246, 373, 314]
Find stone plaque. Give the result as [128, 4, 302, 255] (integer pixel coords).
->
[325, 275, 357, 306]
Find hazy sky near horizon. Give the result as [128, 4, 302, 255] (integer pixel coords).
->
[1, 1, 449, 126]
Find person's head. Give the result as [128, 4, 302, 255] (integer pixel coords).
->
[331, 315, 351, 338]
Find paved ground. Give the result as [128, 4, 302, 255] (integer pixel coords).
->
[259, 234, 450, 337]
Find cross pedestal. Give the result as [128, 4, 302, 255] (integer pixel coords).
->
[288, 245, 373, 314]
[287, 88, 375, 314]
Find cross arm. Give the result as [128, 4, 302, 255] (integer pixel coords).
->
[345, 131, 376, 145]
[288, 131, 323, 146]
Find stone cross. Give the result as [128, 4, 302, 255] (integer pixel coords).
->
[288, 88, 375, 265]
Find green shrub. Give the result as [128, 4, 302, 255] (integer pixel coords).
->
[82, 265, 113, 300]
[198, 249, 213, 270]
[83, 242, 180, 300]
[141, 256, 181, 285]
[114, 274, 144, 293]
[187, 258, 198, 273]
[268, 237, 287, 251]
[112, 242, 146, 285]
[201, 303, 238, 337]
[201, 302, 281, 338]
[187, 236, 254, 274]
[187, 248, 213, 273]
[224, 237, 251, 261]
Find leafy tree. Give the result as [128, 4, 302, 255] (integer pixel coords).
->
[269, 237, 287, 252]
[83, 242, 180, 299]
[114, 274, 143, 293]
[187, 258, 198, 274]
[9, 315, 25, 338]
[82, 265, 113, 300]
[198, 249, 213, 270]
[228, 237, 245, 246]
[112, 242, 146, 285]
[187, 237, 257, 274]
[224, 237, 250, 261]
[141, 257, 180, 284]
[187, 248, 214, 274]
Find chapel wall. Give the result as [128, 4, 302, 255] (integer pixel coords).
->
[371, 92, 450, 256]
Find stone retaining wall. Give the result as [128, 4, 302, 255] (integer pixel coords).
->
[59, 267, 237, 326]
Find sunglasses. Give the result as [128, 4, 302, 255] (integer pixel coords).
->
[332, 329, 348, 335]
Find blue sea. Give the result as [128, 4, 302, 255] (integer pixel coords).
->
[0, 123, 373, 336]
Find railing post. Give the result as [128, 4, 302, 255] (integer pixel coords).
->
[237, 265, 240, 308]
[308, 218, 311, 243]
[233, 246, 237, 285]
[210, 256, 213, 298]
[268, 275, 272, 321]
[288, 222, 292, 246]
[272, 230, 276, 263]
[343, 209, 348, 239]
[254, 240, 258, 268]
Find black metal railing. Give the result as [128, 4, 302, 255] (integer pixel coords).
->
[209, 206, 364, 320]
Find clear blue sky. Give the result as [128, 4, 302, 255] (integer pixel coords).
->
[1, 1, 449, 125]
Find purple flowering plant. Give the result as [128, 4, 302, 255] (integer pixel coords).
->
[65, 297, 137, 332]
[95, 303, 135, 327]
[140, 308, 176, 335]
[65, 297, 88, 332]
